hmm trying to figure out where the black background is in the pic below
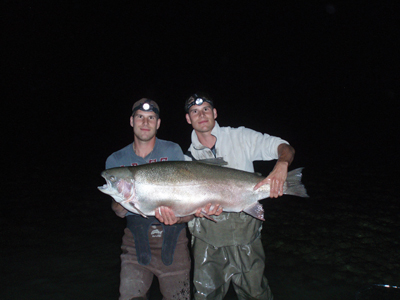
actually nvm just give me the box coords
[4,1,398,175]
[2,1,399,299]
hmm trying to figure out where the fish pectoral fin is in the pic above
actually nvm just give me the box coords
[200,209,217,223]
[243,203,265,221]
[128,202,148,219]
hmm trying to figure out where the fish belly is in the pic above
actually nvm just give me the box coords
[134,182,259,217]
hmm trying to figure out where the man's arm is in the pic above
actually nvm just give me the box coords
[253,143,295,197]
[155,204,223,225]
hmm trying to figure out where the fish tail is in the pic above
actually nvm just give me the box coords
[284,168,309,198]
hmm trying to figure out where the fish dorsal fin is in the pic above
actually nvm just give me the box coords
[243,203,265,221]
[197,157,228,166]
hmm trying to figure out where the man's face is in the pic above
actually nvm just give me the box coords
[185,102,217,133]
[130,110,161,142]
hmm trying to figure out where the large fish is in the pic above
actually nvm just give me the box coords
[98,160,309,221]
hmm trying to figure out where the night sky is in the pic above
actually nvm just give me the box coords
[4,2,399,182]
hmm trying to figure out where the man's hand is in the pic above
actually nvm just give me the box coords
[111,201,128,218]
[194,203,223,218]
[253,143,294,198]
[155,204,223,225]
[254,161,289,198]
[155,206,181,225]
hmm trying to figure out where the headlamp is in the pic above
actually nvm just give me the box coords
[132,101,160,116]
[185,94,214,112]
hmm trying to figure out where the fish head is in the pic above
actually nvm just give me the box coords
[97,167,136,204]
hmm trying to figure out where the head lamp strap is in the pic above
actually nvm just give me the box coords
[186,95,213,111]
[132,101,160,116]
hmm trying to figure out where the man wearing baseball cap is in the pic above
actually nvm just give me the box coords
[104,98,192,300]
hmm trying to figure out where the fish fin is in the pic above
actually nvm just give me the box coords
[197,157,228,166]
[243,203,265,221]
[200,210,217,223]
[284,168,309,198]
[128,202,148,218]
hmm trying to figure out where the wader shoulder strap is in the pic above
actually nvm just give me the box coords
[126,215,155,265]
[161,223,186,266]
[126,214,186,266]
[186,150,197,161]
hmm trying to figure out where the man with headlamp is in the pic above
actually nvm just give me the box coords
[183,92,295,300]
[105,98,192,300]
[131,100,160,116]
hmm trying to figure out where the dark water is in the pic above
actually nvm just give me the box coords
[1,161,398,300]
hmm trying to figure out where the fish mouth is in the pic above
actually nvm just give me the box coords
[97,176,136,201]
[97,177,114,194]
[97,183,108,191]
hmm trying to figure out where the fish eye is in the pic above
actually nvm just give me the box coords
[109,175,116,182]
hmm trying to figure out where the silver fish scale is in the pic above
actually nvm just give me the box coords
[98,161,308,219]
